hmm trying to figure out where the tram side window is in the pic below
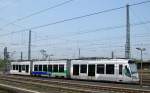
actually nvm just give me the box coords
[13,65,15,70]
[88,64,95,76]
[59,64,64,72]
[22,65,25,71]
[73,64,79,75]
[26,65,29,73]
[80,64,87,73]
[106,64,114,74]
[53,65,58,72]
[16,65,18,70]
[43,65,47,72]
[39,65,42,71]
[48,65,52,72]
[19,65,21,72]
[119,64,122,75]
[97,64,104,74]
[34,65,38,71]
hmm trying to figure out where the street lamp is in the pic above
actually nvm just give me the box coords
[136,47,146,87]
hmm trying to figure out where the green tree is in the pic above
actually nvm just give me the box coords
[0,59,6,71]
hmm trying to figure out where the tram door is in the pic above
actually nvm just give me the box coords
[88,64,95,80]
[25,65,29,73]
[19,65,22,72]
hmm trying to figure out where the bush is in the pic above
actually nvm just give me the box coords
[0,59,6,71]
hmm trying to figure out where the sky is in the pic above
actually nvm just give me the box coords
[0,0,149,60]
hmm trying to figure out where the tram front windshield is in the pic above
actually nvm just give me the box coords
[129,63,138,74]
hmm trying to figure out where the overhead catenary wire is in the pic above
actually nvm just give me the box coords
[4,31,150,47]
[21,43,150,52]
[0,17,26,30]
[0,0,150,37]
[129,0,150,6]
[25,20,150,43]
[0,7,125,37]
[1,20,149,47]
[0,0,74,29]
[130,8,150,31]
[1,20,149,52]
[0,1,150,60]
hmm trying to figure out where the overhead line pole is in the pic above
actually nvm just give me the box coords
[125,4,131,59]
[78,48,80,58]
[28,30,31,61]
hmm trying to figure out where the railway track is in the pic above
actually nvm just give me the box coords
[141,71,150,86]
[0,83,40,93]
[3,74,150,86]
[0,75,150,93]
[143,79,150,86]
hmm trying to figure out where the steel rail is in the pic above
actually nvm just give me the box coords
[0,75,150,93]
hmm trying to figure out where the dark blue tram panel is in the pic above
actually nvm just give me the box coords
[32,72,51,75]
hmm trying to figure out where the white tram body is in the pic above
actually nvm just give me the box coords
[70,59,139,83]
[9,59,139,83]
[10,61,31,75]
